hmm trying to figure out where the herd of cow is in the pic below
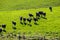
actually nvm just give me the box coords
[0,7,53,40]
[20,11,47,26]
[20,6,52,26]
[0,11,47,33]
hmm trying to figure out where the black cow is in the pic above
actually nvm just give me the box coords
[20,16,23,21]
[23,18,26,22]
[39,11,43,15]
[49,7,52,12]
[12,21,16,31]
[12,21,16,26]
[43,12,46,17]
[0,28,2,33]
[33,17,38,25]
[33,17,38,22]
[27,18,32,23]
[20,16,23,25]
[36,12,40,19]
[39,11,47,19]
[36,12,41,19]
[2,24,6,28]
[23,18,27,25]
[38,11,44,17]
[42,12,47,19]
[36,12,40,17]
[27,18,32,26]
[29,13,33,17]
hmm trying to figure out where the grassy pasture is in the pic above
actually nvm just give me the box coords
[0,6,60,35]
[0,0,60,40]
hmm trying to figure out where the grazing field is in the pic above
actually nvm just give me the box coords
[0,6,60,40]
[0,0,60,40]
[0,6,60,34]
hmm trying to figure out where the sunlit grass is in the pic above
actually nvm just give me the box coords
[0,6,60,35]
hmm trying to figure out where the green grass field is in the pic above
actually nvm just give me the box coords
[0,6,60,40]
[0,0,60,40]
[0,6,60,34]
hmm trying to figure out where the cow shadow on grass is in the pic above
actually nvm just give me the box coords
[34,23,39,25]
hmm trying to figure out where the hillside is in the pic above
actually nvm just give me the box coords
[0,0,60,11]
[0,0,60,39]
[0,6,60,34]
